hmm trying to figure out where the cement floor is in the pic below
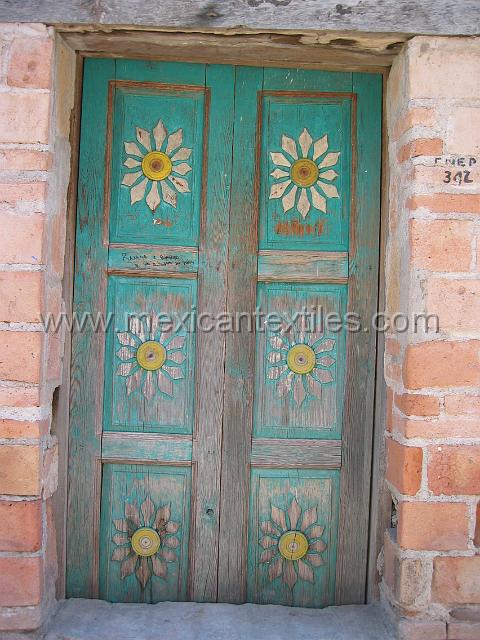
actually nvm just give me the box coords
[44,598,396,639]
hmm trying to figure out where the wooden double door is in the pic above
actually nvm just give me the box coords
[67,58,381,608]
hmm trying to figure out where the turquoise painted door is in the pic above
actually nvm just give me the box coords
[67,59,381,607]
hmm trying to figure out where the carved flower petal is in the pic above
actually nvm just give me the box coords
[114,519,129,532]
[142,371,156,400]
[153,505,171,531]
[169,175,190,193]
[161,180,177,208]
[117,331,140,347]
[113,533,130,546]
[116,346,135,361]
[268,556,283,581]
[116,362,137,377]
[288,498,301,530]
[260,521,280,536]
[129,318,146,343]
[310,539,327,553]
[271,505,287,530]
[297,188,310,218]
[270,180,292,200]
[124,157,141,168]
[300,506,317,531]
[166,335,185,350]
[282,184,297,213]
[151,555,167,578]
[164,536,180,548]
[146,181,161,212]
[267,365,288,380]
[297,559,314,583]
[299,128,313,158]
[167,350,186,364]
[293,375,307,406]
[318,169,338,181]
[308,375,323,398]
[318,152,340,169]
[306,553,324,567]
[157,371,174,397]
[122,171,143,187]
[124,141,143,157]
[283,560,298,589]
[112,545,131,561]
[162,365,184,380]
[173,162,192,176]
[277,371,294,397]
[314,369,333,383]
[269,335,289,350]
[141,497,155,527]
[260,535,277,549]
[318,181,339,199]
[260,548,277,563]
[125,502,141,528]
[317,355,335,367]
[166,129,183,155]
[171,147,191,162]
[160,548,176,562]
[165,521,179,534]
[136,127,151,152]
[136,556,151,588]
[153,119,167,151]
[313,134,328,161]
[310,185,327,213]
[120,553,137,578]
[281,135,298,160]
[315,338,336,353]
[126,369,143,395]
[270,152,291,167]
[267,350,285,364]
[309,525,325,538]
[271,168,290,179]
[129,177,148,205]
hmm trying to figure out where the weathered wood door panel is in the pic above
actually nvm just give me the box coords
[67,59,381,607]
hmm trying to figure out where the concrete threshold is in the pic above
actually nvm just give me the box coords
[44,599,396,640]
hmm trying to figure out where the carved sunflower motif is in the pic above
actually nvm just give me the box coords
[122,119,192,213]
[116,314,186,400]
[266,320,336,406]
[259,495,327,589]
[269,127,340,218]
[111,497,180,589]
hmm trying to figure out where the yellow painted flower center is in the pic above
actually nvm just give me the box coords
[290,159,319,187]
[136,341,166,371]
[141,151,172,181]
[287,344,316,375]
[131,527,161,557]
[278,531,309,561]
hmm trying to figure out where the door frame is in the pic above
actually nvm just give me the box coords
[52,28,391,603]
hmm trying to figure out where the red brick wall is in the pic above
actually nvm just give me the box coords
[384,36,480,639]
[0,24,62,633]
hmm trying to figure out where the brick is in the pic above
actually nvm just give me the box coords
[47,213,66,279]
[428,445,480,495]
[432,556,480,604]
[447,107,480,156]
[386,387,394,433]
[386,439,422,495]
[428,280,480,333]
[411,164,480,189]
[386,362,402,385]
[0,418,48,438]
[0,212,44,264]
[407,37,480,100]
[0,556,42,606]
[398,618,447,640]
[475,502,480,547]
[404,341,480,390]
[0,181,47,206]
[0,331,43,383]
[0,444,41,495]
[410,220,473,272]
[42,442,58,499]
[0,271,44,322]
[398,138,443,163]
[394,393,440,417]
[0,499,41,551]
[0,148,52,171]
[7,37,53,89]
[392,107,436,140]
[408,194,480,214]
[398,502,469,551]
[0,603,44,632]
[445,395,480,415]
[383,530,430,608]
[395,415,480,439]
[0,384,40,407]
[385,336,401,357]
[0,93,50,143]
[448,608,480,640]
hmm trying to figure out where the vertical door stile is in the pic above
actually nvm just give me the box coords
[189,64,235,602]
[217,66,264,603]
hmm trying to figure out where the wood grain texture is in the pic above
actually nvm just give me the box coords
[108,245,198,275]
[102,433,192,463]
[66,58,113,598]
[258,250,348,283]
[251,439,341,468]
[335,72,382,605]
[217,66,264,604]
[189,64,235,603]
